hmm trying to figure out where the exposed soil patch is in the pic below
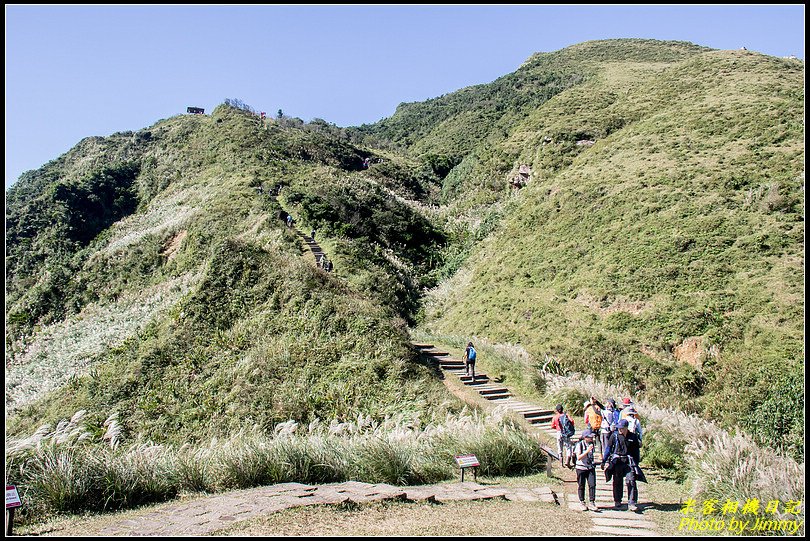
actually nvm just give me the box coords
[161,230,187,260]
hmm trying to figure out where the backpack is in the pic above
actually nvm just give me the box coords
[588,408,603,430]
[467,347,476,361]
[560,414,575,437]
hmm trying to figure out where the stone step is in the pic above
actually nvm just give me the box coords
[522,410,555,418]
[458,374,488,382]
[592,518,658,529]
[412,344,434,349]
[424,351,450,356]
[484,393,511,400]
[590,526,659,536]
[478,388,509,395]
[526,413,554,421]
[591,510,652,521]
[566,493,616,503]
[507,406,542,413]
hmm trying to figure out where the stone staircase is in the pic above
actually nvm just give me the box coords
[416,343,660,536]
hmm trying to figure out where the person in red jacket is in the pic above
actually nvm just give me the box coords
[551,404,576,468]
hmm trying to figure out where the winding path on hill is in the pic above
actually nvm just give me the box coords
[414,344,661,537]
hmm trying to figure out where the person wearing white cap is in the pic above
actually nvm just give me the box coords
[624,407,643,445]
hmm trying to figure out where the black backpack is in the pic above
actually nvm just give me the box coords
[560,414,575,437]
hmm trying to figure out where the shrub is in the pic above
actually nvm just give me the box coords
[641,430,687,481]
[547,387,590,417]
[531,371,548,395]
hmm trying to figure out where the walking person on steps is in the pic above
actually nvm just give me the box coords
[575,429,599,511]
[551,404,576,468]
[464,342,477,380]
[601,418,645,512]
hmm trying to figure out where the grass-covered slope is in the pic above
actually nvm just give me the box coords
[423,46,804,458]
[6,104,453,443]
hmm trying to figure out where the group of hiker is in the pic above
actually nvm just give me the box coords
[552,397,645,512]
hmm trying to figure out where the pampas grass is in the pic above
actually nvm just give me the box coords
[6,408,545,522]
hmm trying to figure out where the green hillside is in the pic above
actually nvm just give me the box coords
[419,45,804,458]
[6,104,453,443]
[5,38,804,464]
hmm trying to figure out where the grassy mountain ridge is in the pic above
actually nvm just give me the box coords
[6,103,453,443]
[5,39,804,463]
[421,46,804,458]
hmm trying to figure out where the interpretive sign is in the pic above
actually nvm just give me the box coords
[454,454,480,468]
[5,486,21,509]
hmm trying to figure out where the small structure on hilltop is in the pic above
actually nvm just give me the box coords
[187,107,205,114]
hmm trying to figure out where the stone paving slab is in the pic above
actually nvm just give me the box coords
[592,517,658,529]
[403,487,440,502]
[101,480,561,535]
[589,510,652,520]
[590,525,660,536]
[344,491,408,504]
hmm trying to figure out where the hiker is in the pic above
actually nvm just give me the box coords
[619,397,634,421]
[286,214,293,228]
[464,342,477,380]
[600,399,620,457]
[551,404,576,468]
[602,419,645,511]
[623,407,643,444]
[311,229,316,241]
[584,397,605,454]
[318,253,326,269]
[575,429,599,511]
[325,259,333,272]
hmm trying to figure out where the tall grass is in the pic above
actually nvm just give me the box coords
[5,408,545,523]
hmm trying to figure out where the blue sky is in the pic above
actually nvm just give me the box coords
[5,4,805,187]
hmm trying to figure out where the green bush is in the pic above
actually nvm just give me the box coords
[531,371,548,395]
[548,388,590,417]
[641,430,687,481]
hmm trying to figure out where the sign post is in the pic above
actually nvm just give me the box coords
[454,454,480,482]
[6,485,22,536]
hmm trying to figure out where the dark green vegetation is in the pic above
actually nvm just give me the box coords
[6,39,804,469]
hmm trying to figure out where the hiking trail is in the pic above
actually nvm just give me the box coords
[415,343,661,536]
